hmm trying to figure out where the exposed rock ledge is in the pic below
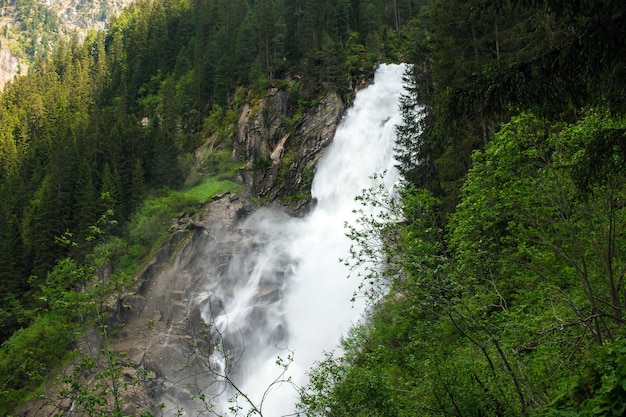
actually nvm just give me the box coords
[0,46,24,88]
[19,194,254,416]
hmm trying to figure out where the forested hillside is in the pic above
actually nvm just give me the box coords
[0,0,421,414]
[2,0,626,415]
[297,1,626,416]
[0,0,131,86]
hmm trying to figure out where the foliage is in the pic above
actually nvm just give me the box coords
[330,4,626,413]
[0,210,150,416]
[301,108,626,416]
[396,0,626,209]
[0,313,75,415]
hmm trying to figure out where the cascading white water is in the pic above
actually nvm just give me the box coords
[200,63,408,416]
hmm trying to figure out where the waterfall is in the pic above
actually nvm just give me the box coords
[197,63,408,416]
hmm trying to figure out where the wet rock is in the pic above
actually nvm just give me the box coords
[235,87,345,211]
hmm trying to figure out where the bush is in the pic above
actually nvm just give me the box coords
[0,313,75,415]
[546,337,626,417]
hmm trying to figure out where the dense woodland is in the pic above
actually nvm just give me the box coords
[298,0,626,416]
[0,0,419,413]
[0,0,625,415]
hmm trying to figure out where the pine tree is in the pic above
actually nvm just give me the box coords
[100,162,123,220]
[73,158,99,242]
[129,158,146,215]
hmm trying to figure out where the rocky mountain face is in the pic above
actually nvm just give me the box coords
[0,0,131,88]
[17,83,350,416]
[39,0,129,32]
[235,88,345,210]
[0,45,21,85]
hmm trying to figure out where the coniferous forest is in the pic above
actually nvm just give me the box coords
[1,0,626,415]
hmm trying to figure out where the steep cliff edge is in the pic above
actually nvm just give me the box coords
[234,88,345,210]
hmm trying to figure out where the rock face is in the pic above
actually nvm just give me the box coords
[17,83,353,416]
[0,46,24,87]
[108,195,254,415]
[235,87,345,210]
[41,0,130,33]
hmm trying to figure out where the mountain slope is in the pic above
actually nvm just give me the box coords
[0,0,419,413]
[0,0,131,87]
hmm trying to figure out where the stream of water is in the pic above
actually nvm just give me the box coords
[200,63,408,416]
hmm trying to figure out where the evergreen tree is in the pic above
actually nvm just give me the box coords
[129,158,147,215]
[235,7,259,81]
[0,200,26,298]
[100,162,123,220]
[22,175,64,280]
[73,158,99,243]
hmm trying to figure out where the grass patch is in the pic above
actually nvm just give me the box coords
[284,192,310,203]
[122,175,243,261]
[185,176,243,203]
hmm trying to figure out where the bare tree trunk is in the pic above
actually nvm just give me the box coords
[493,338,527,416]
[494,16,500,67]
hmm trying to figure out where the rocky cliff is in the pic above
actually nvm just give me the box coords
[17,82,353,416]
[0,45,24,86]
[235,88,345,210]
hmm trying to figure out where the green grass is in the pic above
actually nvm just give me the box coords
[184,175,244,203]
